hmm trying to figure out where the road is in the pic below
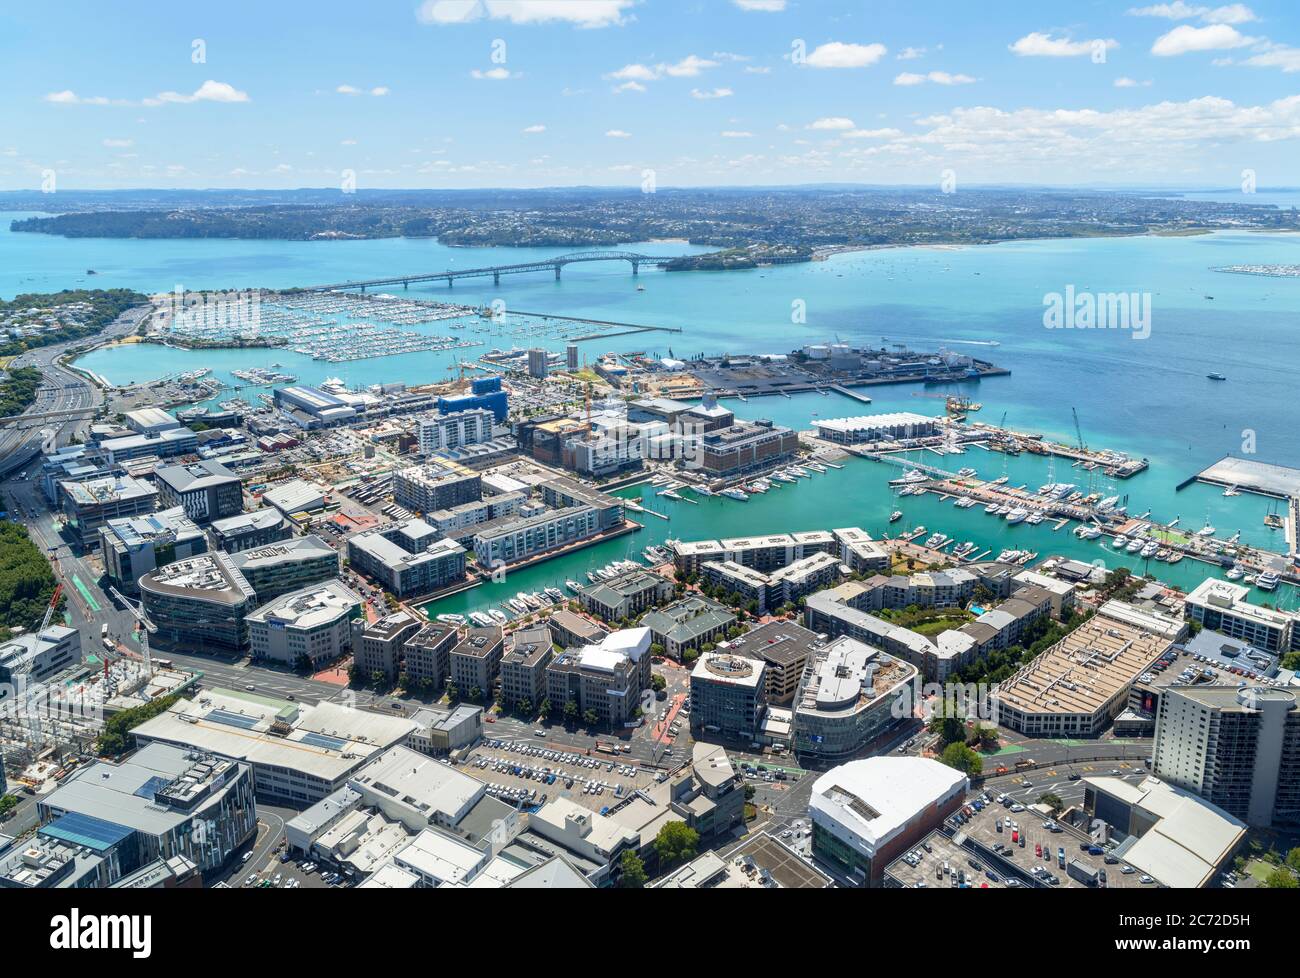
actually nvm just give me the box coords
[0,306,148,478]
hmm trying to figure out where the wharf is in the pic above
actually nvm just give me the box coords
[965,421,1147,477]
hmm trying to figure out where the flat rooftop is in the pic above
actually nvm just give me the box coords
[993,612,1173,718]
[723,620,822,667]
[1195,454,1300,499]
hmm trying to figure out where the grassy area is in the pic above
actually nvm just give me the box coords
[1245,859,1275,883]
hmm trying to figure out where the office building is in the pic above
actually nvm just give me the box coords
[438,375,508,423]
[154,459,243,523]
[0,626,82,688]
[809,757,967,886]
[527,348,549,378]
[139,552,258,653]
[689,652,767,741]
[59,474,159,549]
[207,508,291,553]
[99,426,198,463]
[229,535,338,602]
[697,419,799,479]
[402,622,460,690]
[547,610,609,649]
[545,628,652,727]
[720,620,823,706]
[247,581,362,668]
[261,479,328,517]
[132,687,418,804]
[449,627,505,696]
[124,407,182,435]
[417,407,495,457]
[348,522,467,598]
[1152,685,1300,827]
[99,507,207,594]
[566,344,579,371]
[354,611,423,685]
[1184,578,1297,654]
[792,637,916,760]
[32,745,256,885]
[500,625,554,710]
[409,704,484,755]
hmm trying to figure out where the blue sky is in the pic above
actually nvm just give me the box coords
[1,0,1298,190]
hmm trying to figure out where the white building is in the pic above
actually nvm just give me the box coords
[417,408,495,457]
[809,757,967,886]
[246,580,362,668]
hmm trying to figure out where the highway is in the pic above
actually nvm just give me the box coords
[0,306,148,478]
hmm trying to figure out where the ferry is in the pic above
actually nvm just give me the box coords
[1256,571,1280,591]
[436,613,466,625]
[722,488,749,501]
[889,510,903,523]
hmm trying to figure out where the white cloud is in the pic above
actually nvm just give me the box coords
[1242,46,1300,72]
[337,84,362,95]
[844,128,903,138]
[102,137,133,147]
[605,55,718,86]
[1114,76,1153,87]
[720,130,753,137]
[416,0,636,29]
[1009,33,1119,57]
[371,86,390,96]
[662,55,719,77]
[803,42,888,69]
[1151,23,1255,55]
[470,67,516,80]
[732,0,785,10]
[897,47,927,61]
[744,65,771,74]
[808,117,856,130]
[691,87,733,99]
[522,124,546,133]
[613,81,646,93]
[46,83,248,107]
[605,129,631,138]
[894,70,976,85]
[1127,3,1256,24]
[341,138,358,145]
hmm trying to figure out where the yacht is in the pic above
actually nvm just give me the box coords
[996,549,1022,563]
[990,475,1009,486]
[1207,373,1227,381]
[1126,538,1144,554]
[470,612,495,627]
[436,613,466,625]
[955,497,977,508]
[545,587,564,602]
[566,580,583,593]
[1075,525,1102,540]
[1140,541,1159,558]
[1197,521,1217,537]
[995,504,1013,516]
[1256,571,1280,591]
[1168,552,1185,564]
[957,467,977,479]
[722,487,749,501]
[773,471,797,484]
[925,533,949,549]
[1005,508,1029,525]
[1112,535,1129,549]
[889,510,903,523]
[1025,511,1045,525]
[1225,566,1245,581]
[806,462,827,473]
[661,489,683,500]
[691,485,715,496]
[489,609,508,626]
[507,598,528,615]
[984,502,1001,515]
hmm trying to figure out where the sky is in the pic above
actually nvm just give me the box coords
[1,0,1299,191]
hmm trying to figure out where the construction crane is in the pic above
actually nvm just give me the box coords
[107,586,154,677]
[1072,406,1087,453]
[38,583,63,635]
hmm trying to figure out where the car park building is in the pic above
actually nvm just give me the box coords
[59,474,159,549]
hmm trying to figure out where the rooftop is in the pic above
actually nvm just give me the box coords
[811,757,967,850]
[246,580,361,630]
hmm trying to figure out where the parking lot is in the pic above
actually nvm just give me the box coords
[467,739,664,811]
[885,830,1009,888]
[947,788,1159,889]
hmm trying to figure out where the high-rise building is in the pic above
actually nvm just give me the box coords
[1152,685,1300,827]
[527,348,549,378]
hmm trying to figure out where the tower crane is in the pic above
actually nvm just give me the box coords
[1072,406,1087,453]
[106,586,154,678]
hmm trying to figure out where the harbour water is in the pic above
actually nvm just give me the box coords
[5,210,1297,610]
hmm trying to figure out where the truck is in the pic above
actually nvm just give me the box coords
[1067,859,1103,887]
[1014,758,1035,771]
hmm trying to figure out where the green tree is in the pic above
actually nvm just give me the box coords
[539,698,553,718]
[582,708,599,727]
[1038,792,1064,812]
[563,700,579,722]
[1265,867,1298,889]
[940,742,983,777]
[654,822,699,868]
[1287,848,1300,875]
[95,694,181,756]
[0,794,19,819]
[516,698,532,718]
[650,674,666,692]
[928,700,965,746]
[618,850,648,888]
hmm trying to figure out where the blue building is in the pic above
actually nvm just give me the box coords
[439,377,508,422]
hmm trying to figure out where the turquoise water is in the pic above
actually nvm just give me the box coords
[5,210,1297,609]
